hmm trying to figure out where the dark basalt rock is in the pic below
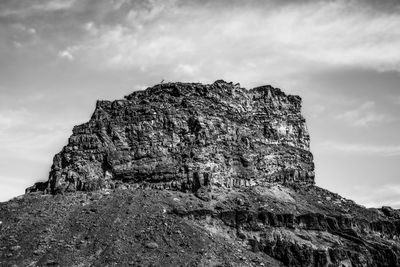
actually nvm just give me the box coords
[171,185,400,267]
[28,80,314,195]
[6,80,397,266]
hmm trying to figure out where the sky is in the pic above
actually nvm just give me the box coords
[0,0,399,207]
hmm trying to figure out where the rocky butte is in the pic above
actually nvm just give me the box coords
[28,80,314,195]
[1,80,400,266]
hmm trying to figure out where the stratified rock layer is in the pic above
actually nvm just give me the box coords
[28,80,314,194]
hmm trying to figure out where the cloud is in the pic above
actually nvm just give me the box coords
[13,41,22,48]
[125,0,178,27]
[52,0,400,83]
[84,22,99,35]
[111,0,129,10]
[0,0,77,18]
[319,141,400,157]
[13,24,36,35]
[334,101,395,126]
[3,23,39,48]
[58,48,76,61]
[31,0,77,11]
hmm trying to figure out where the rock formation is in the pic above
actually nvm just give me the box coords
[27,80,314,195]
[2,80,399,266]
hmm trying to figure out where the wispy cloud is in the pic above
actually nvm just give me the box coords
[319,141,400,157]
[31,0,77,12]
[83,22,99,35]
[54,0,400,82]
[58,49,75,61]
[334,101,395,126]
[13,24,36,35]
[0,0,76,18]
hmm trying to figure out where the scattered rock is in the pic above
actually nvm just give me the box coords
[145,242,159,249]
[10,245,21,251]
[46,259,58,266]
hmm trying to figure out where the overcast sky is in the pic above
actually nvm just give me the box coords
[1,0,400,207]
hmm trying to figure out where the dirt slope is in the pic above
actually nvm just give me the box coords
[0,189,282,267]
[2,185,400,266]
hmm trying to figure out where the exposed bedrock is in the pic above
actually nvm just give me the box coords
[172,185,400,267]
[19,80,400,267]
[27,80,314,194]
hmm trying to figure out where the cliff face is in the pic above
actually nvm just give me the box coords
[28,80,314,195]
[8,80,399,267]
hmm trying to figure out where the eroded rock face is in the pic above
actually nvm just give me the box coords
[16,80,400,266]
[28,80,314,194]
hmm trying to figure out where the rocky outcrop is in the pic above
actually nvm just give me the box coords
[6,184,400,267]
[171,184,400,267]
[10,79,400,266]
[28,80,314,195]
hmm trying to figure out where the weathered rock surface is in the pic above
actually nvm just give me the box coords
[27,80,314,195]
[3,185,400,266]
[0,190,284,266]
[2,80,398,266]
